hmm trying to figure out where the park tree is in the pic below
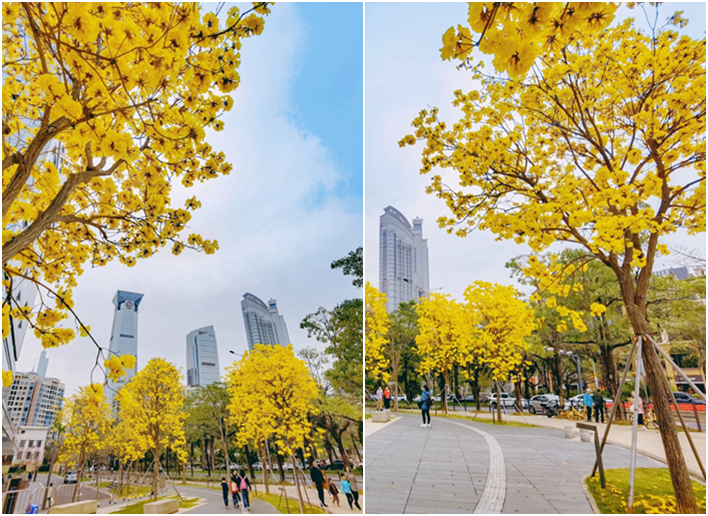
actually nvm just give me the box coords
[57,383,111,502]
[226,344,318,503]
[119,358,187,501]
[109,416,147,497]
[311,395,361,471]
[416,293,468,414]
[402,4,704,510]
[464,282,536,422]
[2,2,271,375]
[191,383,234,479]
[385,300,419,410]
[365,282,390,389]
[301,248,363,400]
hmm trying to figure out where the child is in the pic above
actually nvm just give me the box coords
[327,475,340,507]
[229,476,241,508]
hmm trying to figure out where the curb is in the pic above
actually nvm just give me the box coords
[579,474,601,514]
[602,437,704,481]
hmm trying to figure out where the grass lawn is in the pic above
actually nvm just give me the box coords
[365,413,372,420]
[109,495,199,514]
[586,468,707,514]
[254,491,326,514]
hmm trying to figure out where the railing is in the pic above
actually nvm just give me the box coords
[1,487,44,514]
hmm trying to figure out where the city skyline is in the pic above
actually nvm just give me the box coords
[241,293,291,351]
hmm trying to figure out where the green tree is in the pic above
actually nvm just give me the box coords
[385,301,419,410]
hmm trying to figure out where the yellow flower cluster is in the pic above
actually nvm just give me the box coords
[58,384,112,467]
[2,371,14,388]
[440,2,618,77]
[104,354,137,382]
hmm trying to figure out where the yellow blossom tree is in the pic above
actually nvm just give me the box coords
[365,282,390,387]
[119,358,187,501]
[464,282,536,422]
[110,406,148,497]
[226,344,318,505]
[402,5,704,511]
[2,2,271,370]
[415,293,469,414]
[57,383,111,502]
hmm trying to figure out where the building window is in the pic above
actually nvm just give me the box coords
[28,440,34,447]
[25,451,31,460]
[19,440,25,448]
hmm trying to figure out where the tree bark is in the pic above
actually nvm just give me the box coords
[442,370,450,415]
[514,378,523,413]
[153,444,161,502]
[259,443,270,495]
[619,271,697,513]
[495,382,503,423]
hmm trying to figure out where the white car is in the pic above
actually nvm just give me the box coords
[489,393,516,408]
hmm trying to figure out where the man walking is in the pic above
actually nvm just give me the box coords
[310,461,327,508]
[583,389,595,422]
[592,390,605,423]
[220,477,230,508]
[344,469,361,510]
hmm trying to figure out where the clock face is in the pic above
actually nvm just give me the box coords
[124,301,134,310]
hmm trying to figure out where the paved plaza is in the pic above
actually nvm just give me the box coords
[365,413,665,514]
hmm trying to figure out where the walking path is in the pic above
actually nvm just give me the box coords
[427,408,706,479]
[365,413,665,514]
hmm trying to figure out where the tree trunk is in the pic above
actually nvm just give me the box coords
[259,443,270,495]
[219,421,230,481]
[553,352,565,406]
[190,442,194,476]
[126,462,131,497]
[351,436,361,463]
[620,273,697,513]
[473,367,481,411]
[209,438,215,474]
[514,378,523,413]
[118,462,123,496]
[442,370,450,415]
[200,439,208,475]
[153,444,161,502]
[333,433,351,470]
[72,448,85,503]
[495,382,503,423]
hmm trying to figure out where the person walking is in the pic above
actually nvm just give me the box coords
[326,473,340,507]
[221,477,230,508]
[583,389,595,422]
[592,390,606,423]
[310,461,327,508]
[339,473,355,510]
[629,390,645,429]
[344,469,361,510]
[383,386,391,411]
[229,476,241,509]
[376,385,384,411]
[419,384,433,428]
[46,483,54,508]
[238,470,251,510]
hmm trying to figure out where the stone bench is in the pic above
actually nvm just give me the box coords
[144,499,179,514]
[371,411,391,423]
[49,500,98,514]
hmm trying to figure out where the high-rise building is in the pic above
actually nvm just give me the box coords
[106,290,144,408]
[186,325,221,387]
[36,350,48,378]
[2,372,64,428]
[241,293,290,350]
[379,205,430,312]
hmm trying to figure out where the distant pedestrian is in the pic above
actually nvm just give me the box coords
[229,476,241,508]
[238,470,251,510]
[376,385,384,411]
[383,386,391,411]
[326,474,340,507]
[310,461,327,508]
[419,384,432,428]
[583,389,595,422]
[221,477,230,508]
[344,469,361,510]
[339,473,356,510]
[592,391,605,423]
[46,483,54,508]
[629,390,645,429]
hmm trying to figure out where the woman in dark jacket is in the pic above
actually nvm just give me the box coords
[419,384,432,428]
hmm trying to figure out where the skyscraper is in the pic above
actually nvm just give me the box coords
[3,371,64,428]
[106,290,144,408]
[36,350,48,378]
[241,293,290,350]
[379,205,430,312]
[186,325,221,387]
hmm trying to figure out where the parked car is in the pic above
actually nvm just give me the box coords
[529,394,561,414]
[326,460,345,470]
[396,394,408,402]
[672,391,706,405]
[461,395,476,402]
[567,394,585,408]
[489,393,516,409]
[251,462,263,471]
[64,472,78,484]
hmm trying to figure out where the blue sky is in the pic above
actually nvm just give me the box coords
[17,3,364,395]
[364,2,707,302]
